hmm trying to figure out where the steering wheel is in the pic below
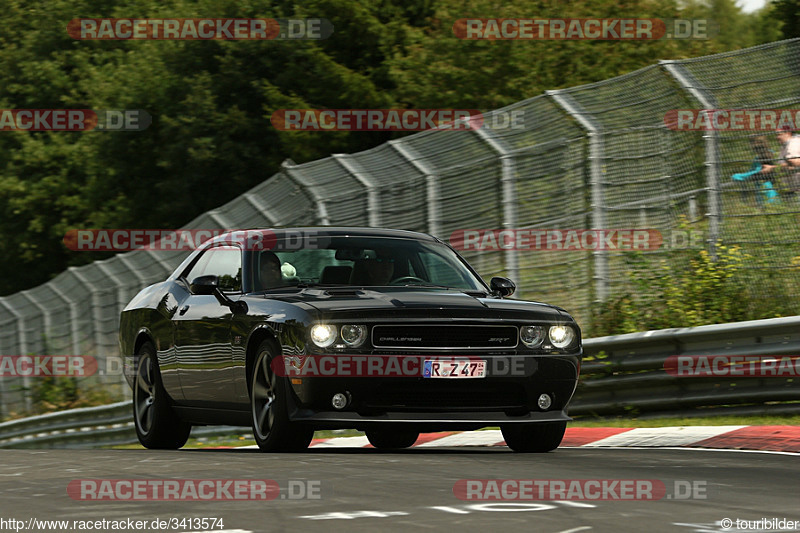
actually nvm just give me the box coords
[389,276,426,285]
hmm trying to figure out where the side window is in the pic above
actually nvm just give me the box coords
[185,246,242,292]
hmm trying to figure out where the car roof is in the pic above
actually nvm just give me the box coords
[208,227,440,246]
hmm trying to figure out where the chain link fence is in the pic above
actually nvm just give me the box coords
[2,39,800,418]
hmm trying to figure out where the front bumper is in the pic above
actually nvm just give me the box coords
[288,408,571,432]
[285,354,579,430]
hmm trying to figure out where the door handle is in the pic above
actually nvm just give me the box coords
[179,305,190,315]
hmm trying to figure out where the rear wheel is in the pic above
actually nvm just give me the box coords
[133,342,191,449]
[501,421,567,452]
[250,341,314,452]
[366,429,419,449]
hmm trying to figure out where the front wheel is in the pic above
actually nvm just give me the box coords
[501,421,567,453]
[250,341,314,452]
[366,429,419,449]
[133,342,191,449]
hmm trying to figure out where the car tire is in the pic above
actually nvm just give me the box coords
[366,429,419,449]
[133,342,191,449]
[250,340,314,452]
[501,421,567,452]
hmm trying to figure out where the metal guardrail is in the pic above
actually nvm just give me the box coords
[4,39,800,418]
[1,316,798,448]
[571,316,800,418]
[0,402,249,449]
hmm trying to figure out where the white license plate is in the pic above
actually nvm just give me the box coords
[423,359,486,378]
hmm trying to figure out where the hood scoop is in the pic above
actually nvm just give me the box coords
[324,288,362,297]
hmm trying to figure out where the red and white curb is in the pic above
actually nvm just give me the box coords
[234,425,800,452]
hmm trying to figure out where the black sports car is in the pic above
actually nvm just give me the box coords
[120,228,582,452]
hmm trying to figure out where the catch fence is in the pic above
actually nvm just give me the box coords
[1,39,799,417]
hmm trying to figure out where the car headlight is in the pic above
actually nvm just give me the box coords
[549,325,575,349]
[340,325,368,347]
[310,324,337,348]
[520,325,545,348]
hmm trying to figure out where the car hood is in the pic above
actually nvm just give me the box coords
[255,288,571,322]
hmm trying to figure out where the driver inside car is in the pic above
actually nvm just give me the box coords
[351,251,395,285]
[258,251,283,289]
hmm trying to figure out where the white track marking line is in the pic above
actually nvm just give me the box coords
[416,430,504,447]
[311,436,371,448]
[563,446,800,456]
[582,426,747,447]
[230,428,800,454]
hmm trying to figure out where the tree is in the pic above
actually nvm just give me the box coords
[0,0,788,295]
[772,0,800,38]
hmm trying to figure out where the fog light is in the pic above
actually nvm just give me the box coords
[537,393,552,410]
[332,393,348,410]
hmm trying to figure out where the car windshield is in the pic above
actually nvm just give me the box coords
[253,236,486,292]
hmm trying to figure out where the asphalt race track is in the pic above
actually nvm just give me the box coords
[0,446,798,532]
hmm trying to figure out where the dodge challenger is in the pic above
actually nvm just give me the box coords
[119,228,582,452]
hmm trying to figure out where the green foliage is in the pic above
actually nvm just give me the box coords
[593,244,756,335]
[0,0,789,296]
[31,376,115,413]
[0,0,409,295]
[772,0,800,38]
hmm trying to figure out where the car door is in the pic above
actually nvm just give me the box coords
[173,245,243,407]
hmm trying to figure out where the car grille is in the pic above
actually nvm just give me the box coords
[371,324,518,349]
[360,381,526,411]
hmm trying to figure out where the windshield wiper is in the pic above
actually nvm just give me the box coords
[294,282,351,289]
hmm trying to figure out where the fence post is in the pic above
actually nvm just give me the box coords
[49,283,82,357]
[94,261,136,391]
[547,90,608,303]
[281,160,331,225]
[0,298,32,412]
[661,60,721,258]
[333,154,381,227]
[20,292,49,352]
[68,268,104,369]
[206,210,232,231]
[243,193,280,225]
[473,127,520,285]
[389,140,441,238]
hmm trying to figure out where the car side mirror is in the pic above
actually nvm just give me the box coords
[490,277,516,297]
[190,275,219,295]
[190,274,248,314]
